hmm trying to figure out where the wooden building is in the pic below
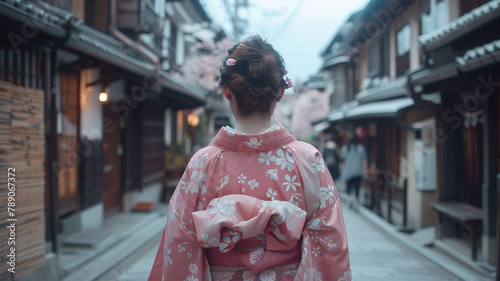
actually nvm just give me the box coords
[318,0,499,275]
[0,0,212,280]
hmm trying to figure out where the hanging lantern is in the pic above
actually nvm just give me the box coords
[355,125,367,139]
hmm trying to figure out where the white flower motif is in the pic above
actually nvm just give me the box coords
[260,269,276,281]
[178,242,188,252]
[217,150,224,159]
[245,137,262,149]
[312,246,321,258]
[189,263,198,273]
[327,240,337,251]
[186,276,199,281]
[266,188,277,200]
[248,179,259,189]
[238,173,247,184]
[218,174,229,191]
[186,171,207,194]
[258,201,271,213]
[274,148,294,171]
[282,174,301,192]
[180,180,189,193]
[311,268,323,281]
[208,199,236,216]
[258,151,275,166]
[319,184,335,209]
[265,169,278,181]
[196,202,203,211]
[250,248,265,265]
[337,270,352,281]
[289,193,303,207]
[311,155,326,173]
[165,248,172,265]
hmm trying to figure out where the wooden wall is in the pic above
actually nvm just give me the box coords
[0,82,46,280]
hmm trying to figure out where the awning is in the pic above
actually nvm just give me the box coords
[344,97,414,120]
[313,121,331,133]
[327,108,345,122]
[159,73,207,108]
[321,55,350,70]
[355,76,407,103]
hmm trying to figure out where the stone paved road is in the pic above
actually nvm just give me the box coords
[343,203,460,281]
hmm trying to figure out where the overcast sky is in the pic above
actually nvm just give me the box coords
[202,0,369,90]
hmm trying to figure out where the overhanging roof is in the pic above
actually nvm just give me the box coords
[66,23,157,77]
[412,39,500,87]
[327,108,345,122]
[313,121,331,133]
[456,39,500,72]
[321,55,350,70]
[327,97,414,123]
[159,73,207,107]
[0,0,72,38]
[356,76,408,103]
[419,0,500,51]
[345,97,414,119]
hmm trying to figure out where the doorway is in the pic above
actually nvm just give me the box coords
[102,102,122,214]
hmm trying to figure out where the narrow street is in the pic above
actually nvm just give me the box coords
[104,199,464,281]
[343,204,459,281]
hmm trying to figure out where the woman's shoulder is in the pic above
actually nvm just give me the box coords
[288,140,321,156]
[187,145,222,164]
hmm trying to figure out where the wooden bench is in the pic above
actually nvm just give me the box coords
[430,201,483,260]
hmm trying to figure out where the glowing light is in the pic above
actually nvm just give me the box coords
[187,114,200,127]
[99,92,108,102]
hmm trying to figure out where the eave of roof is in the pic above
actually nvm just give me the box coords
[0,0,72,38]
[355,76,408,104]
[419,0,500,51]
[455,39,500,72]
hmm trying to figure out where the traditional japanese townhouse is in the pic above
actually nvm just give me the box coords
[410,0,500,271]
[319,0,499,275]
[0,0,211,280]
[318,0,438,231]
[0,2,73,279]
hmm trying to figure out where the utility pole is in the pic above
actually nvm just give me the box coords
[222,0,248,41]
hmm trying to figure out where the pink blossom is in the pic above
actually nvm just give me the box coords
[226,58,237,66]
[286,76,293,89]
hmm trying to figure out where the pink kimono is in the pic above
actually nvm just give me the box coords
[148,125,351,281]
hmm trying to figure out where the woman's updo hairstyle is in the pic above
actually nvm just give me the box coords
[219,35,288,115]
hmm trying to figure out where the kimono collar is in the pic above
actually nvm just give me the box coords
[212,124,296,152]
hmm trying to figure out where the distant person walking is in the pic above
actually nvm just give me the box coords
[341,137,367,209]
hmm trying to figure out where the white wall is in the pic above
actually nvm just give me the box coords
[80,68,103,140]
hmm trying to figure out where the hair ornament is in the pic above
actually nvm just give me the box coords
[226,58,237,66]
[284,71,296,92]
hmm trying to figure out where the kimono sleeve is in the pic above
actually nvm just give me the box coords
[148,157,212,281]
[293,145,351,281]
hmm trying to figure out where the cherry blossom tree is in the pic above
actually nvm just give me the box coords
[172,38,235,95]
[290,89,330,141]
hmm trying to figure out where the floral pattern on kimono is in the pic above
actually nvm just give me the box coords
[148,124,351,281]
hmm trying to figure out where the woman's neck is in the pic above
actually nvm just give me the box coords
[234,113,272,134]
